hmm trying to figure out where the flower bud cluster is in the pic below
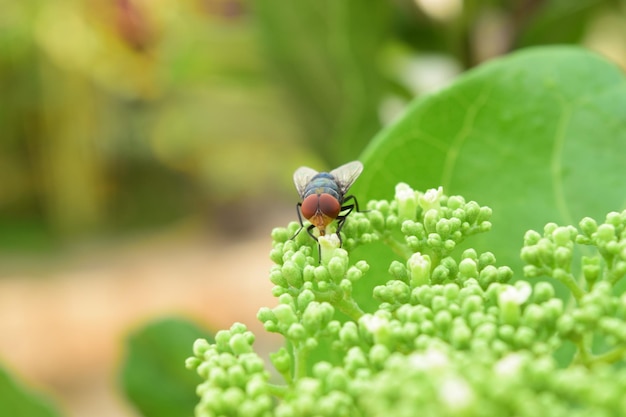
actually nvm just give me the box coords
[383,248,513,294]
[334,278,562,365]
[266,226,369,322]
[522,210,626,289]
[189,186,626,417]
[274,362,360,417]
[186,323,272,417]
[558,281,626,347]
[258,292,336,354]
[359,347,626,416]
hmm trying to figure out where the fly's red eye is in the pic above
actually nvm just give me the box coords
[319,194,340,219]
[301,195,318,220]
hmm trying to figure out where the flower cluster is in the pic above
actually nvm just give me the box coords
[521,210,626,366]
[186,323,273,417]
[187,185,626,416]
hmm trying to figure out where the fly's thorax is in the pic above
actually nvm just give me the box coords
[303,173,342,202]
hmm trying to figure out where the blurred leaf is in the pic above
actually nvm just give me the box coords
[516,0,607,47]
[255,0,392,166]
[120,317,213,417]
[353,46,626,276]
[0,365,61,417]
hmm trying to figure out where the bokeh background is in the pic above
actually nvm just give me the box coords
[1,0,626,416]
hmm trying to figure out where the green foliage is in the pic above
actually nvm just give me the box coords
[255,0,390,165]
[0,365,60,417]
[186,45,626,416]
[352,46,626,275]
[120,317,214,417]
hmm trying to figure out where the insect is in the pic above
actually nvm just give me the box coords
[292,160,363,255]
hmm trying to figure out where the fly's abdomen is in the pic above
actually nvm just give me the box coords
[303,174,342,202]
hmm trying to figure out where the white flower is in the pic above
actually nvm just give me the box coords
[418,186,443,211]
[407,349,449,370]
[494,353,526,377]
[439,376,474,411]
[498,282,532,306]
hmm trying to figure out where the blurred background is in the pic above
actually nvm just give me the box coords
[1,0,626,416]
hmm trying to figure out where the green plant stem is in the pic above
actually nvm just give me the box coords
[294,345,309,380]
[573,336,592,365]
[588,345,626,366]
[266,383,289,398]
[383,235,413,260]
[559,271,585,302]
[337,298,365,321]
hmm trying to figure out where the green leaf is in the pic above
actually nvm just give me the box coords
[0,365,61,417]
[119,316,213,417]
[354,46,626,275]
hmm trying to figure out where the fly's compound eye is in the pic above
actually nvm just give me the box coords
[318,194,341,219]
[301,194,319,220]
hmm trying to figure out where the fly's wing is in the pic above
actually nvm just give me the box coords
[293,166,319,198]
[330,161,363,194]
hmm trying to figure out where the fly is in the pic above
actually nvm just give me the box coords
[292,160,363,258]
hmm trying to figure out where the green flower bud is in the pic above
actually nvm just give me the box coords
[368,209,385,231]
[447,195,465,210]
[552,226,574,246]
[269,247,284,265]
[270,347,291,375]
[229,333,253,355]
[459,258,478,279]
[451,322,472,348]
[273,304,298,326]
[193,338,211,357]
[514,326,536,348]
[328,253,349,282]
[408,252,431,287]
[605,211,622,227]
[386,214,399,229]
[346,266,364,282]
[532,281,555,303]
[395,182,418,221]
[431,265,450,284]
[314,265,331,283]
[554,246,572,268]
[523,229,541,246]
[523,265,541,278]
[412,285,434,306]
[287,323,306,340]
[282,261,303,288]
[477,206,492,224]
[424,209,440,234]
[434,310,453,331]
[369,344,391,368]
[544,222,558,235]
[339,321,360,346]
[436,218,451,237]
[596,223,616,244]
[465,201,480,224]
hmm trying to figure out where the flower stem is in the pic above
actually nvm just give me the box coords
[337,298,365,321]
[266,383,289,398]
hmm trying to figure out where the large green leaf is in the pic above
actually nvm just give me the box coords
[119,317,213,417]
[0,365,61,417]
[353,46,626,276]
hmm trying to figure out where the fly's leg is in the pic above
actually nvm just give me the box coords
[290,202,306,240]
[334,194,365,247]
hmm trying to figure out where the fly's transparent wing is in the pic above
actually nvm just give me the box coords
[293,166,319,198]
[330,161,363,194]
